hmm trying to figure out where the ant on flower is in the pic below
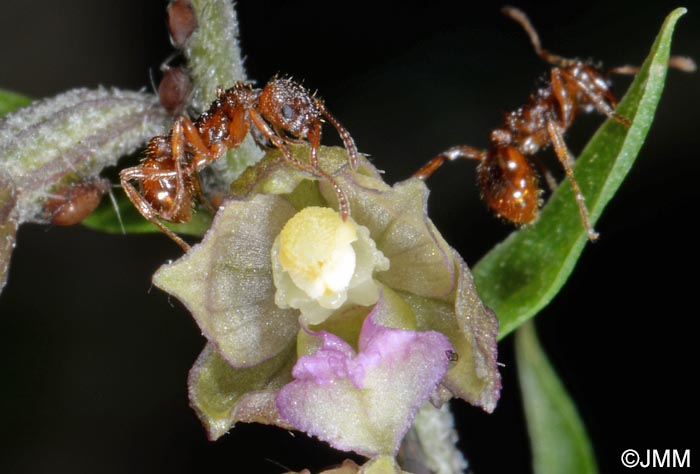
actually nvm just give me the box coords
[120,77,359,251]
[414,7,695,241]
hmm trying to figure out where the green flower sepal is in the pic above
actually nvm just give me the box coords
[153,145,500,453]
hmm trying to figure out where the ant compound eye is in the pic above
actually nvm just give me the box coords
[281,103,295,121]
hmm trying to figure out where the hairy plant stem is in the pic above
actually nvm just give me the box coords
[400,403,467,474]
[184,0,263,189]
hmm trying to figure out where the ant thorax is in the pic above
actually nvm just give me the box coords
[503,98,551,156]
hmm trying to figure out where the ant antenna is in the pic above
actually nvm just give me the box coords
[669,55,697,72]
[609,55,697,76]
[318,104,359,170]
[501,6,571,67]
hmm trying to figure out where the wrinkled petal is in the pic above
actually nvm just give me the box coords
[292,331,357,385]
[277,299,453,457]
[322,175,455,299]
[402,251,501,412]
[283,456,407,474]
[188,342,296,439]
[153,194,298,367]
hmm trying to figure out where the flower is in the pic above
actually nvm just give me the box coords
[271,206,390,325]
[153,144,500,455]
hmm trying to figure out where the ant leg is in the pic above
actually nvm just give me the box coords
[317,102,359,170]
[305,121,351,216]
[272,124,306,145]
[191,170,217,214]
[175,115,228,168]
[168,117,196,221]
[545,119,599,241]
[306,120,324,170]
[549,68,575,126]
[119,166,191,251]
[501,6,572,68]
[530,155,558,192]
[559,69,631,127]
[248,109,316,174]
[413,145,484,180]
[249,109,350,220]
[171,114,231,213]
[304,121,352,218]
[606,65,640,76]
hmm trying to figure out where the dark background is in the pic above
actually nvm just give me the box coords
[1,1,697,472]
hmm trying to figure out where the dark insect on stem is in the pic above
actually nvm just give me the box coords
[44,178,111,226]
[120,77,359,251]
[167,0,197,48]
[158,65,193,115]
[414,6,695,241]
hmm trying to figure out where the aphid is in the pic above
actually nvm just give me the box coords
[44,178,111,226]
[415,7,694,241]
[158,65,192,115]
[120,77,359,251]
[167,0,197,48]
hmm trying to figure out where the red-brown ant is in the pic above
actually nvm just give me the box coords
[120,77,359,251]
[414,7,695,241]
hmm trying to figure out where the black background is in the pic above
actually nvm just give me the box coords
[0,1,698,472]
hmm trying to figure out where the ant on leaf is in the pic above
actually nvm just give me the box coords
[415,7,695,241]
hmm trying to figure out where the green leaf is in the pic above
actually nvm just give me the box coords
[0,88,31,116]
[81,191,213,237]
[515,321,597,474]
[473,8,688,339]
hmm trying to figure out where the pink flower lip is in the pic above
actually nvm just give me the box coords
[276,297,454,456]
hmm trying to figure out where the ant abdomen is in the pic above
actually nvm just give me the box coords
[141,159,193,223]
[478,146,540,224]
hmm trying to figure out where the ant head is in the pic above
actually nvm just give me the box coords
[478,146,540,224]
[257,78,319,138]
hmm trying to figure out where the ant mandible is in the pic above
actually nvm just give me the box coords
[415,7,694,241]
[120,77,359,251]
